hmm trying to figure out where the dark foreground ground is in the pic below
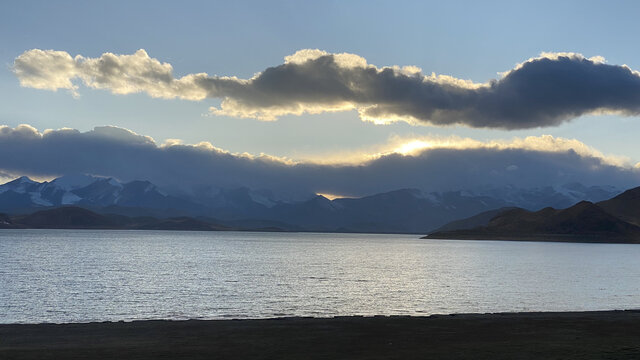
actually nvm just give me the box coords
[2,311,640,360]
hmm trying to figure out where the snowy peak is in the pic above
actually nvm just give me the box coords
[72,178,123,206]
[10,176,36,185]
[0,176,37,194]
[0,176,52,206]
[0,175,129,209]
[0,175,208,216]
[0,175,627,234]
[468,183,622,210]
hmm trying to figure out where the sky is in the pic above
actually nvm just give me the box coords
[2,0,640,195]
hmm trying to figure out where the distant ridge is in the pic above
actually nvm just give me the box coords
[0,175,624,234]
[6,207,231,231]
[429,207,518,233]
[426,187,640,243]
[14,207,117,229]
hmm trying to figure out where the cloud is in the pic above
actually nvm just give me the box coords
[0,124,638,198]
[14,49,209,100]
[14,49,640,129]
[383,134,629,167]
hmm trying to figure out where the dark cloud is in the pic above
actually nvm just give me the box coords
[0,125,637,198]
[14,49,640,129]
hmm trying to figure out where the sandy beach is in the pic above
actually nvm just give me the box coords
[2,310,640,359]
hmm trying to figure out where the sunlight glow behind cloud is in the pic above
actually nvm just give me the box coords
[1,124,638,198]
[386,135,628,168]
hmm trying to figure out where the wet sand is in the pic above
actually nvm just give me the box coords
[2,310,640,359]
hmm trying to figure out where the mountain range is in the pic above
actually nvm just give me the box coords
[426,186,640,243]
[0,175,624,234]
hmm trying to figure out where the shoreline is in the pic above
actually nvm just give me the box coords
[2,310,640,359]
[424,233,640,244]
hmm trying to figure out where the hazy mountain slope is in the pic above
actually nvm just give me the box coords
[430,207,518,233]
[0,190,39,214]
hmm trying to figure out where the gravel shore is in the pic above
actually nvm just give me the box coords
[2,310,640,359]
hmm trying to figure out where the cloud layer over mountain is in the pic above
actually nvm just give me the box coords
[14,49,640,129]
[0,124,638,198]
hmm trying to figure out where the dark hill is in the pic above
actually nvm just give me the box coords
[0,213,18,229]
[597,186,640,226]
[14,207,118,229]
[8,207,230,231]
[426,201,640,243]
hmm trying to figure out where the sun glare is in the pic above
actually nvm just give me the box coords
[395,140,431,155]
[316,192,354,200]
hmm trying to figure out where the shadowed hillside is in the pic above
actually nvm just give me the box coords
[598,186,640,226]
[7,207,231,231]
[13,207,118,229]
[426,199,640,243]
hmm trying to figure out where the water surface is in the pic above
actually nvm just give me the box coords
[1,229,639,323]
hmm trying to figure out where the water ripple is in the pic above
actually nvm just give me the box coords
[1,229,640,323]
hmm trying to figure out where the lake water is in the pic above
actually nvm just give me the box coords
[1,229,639,323]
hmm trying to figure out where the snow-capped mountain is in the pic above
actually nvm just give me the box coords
[0,175,624,233]
[469,183,622,211]
[0,175,206,216]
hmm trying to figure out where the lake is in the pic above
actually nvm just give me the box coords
[1,229,639,323]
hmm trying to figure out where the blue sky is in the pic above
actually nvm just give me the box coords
[2,0,640,192]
